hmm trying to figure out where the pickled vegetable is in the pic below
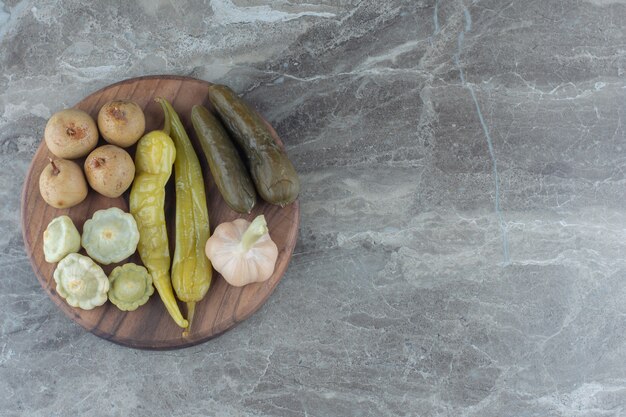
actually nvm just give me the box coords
[108,263,154,311]
[191,104,256,213]
[81,207,140,265]
[43,215,81,263]
[53,253,109,310]
[129,130,188,329]
[157,98,212,335]
[205,215,278,287]
[208,84,300,206]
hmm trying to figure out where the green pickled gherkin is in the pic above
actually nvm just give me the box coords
[208,84,300,207]
[191,104,256,214]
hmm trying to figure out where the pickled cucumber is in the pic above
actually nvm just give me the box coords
[191,105,256,214]
[208,84,300,207]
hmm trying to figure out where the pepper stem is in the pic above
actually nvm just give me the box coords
[240,215,268,252]
[182,302,196,338]
[156,98,171,137]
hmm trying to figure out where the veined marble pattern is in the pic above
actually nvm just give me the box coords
[1,0,625,416]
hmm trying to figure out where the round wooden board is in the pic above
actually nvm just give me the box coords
[21,75,300,350]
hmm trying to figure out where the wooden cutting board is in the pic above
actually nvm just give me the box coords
[21,75,300,349]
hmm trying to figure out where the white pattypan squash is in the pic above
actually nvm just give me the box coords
[53,253,109,310]
[43,215,81,263]
[81,207,139,265]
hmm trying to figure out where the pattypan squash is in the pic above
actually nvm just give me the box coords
[43,215,81,263]
[53,253,109,310]
[82,207,140,265]
[108,263,154,311]
[205,215,278,287]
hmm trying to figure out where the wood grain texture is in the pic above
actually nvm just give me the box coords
[21,75,300,350]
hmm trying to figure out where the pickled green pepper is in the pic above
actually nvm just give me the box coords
[157,98,212,336]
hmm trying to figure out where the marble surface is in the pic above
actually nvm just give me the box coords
[1,0,626,415]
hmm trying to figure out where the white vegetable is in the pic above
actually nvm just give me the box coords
[43,215,81,263]
[53,253,109,310]
[205,215,278,287]
[81,207,140,265]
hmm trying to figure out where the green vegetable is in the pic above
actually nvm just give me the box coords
[108,263,154,311]
[81,207,140,265]
[157,98,212,335]
[53,253,109,310]
[43,215,81,263]
[208,84,300,207]
[191,104,256,214]
[129,130,188,329]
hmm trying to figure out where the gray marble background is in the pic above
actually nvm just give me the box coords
[1,0,626,416]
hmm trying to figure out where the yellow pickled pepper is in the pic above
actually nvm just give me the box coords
[129,131,188,329]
